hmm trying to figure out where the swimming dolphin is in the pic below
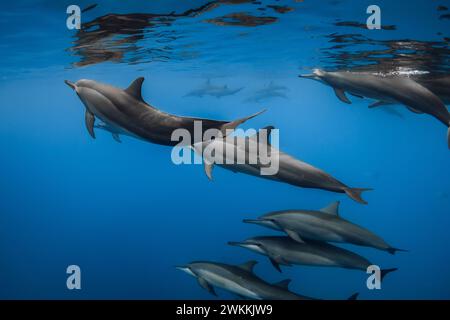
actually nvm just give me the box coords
[177,260,358,300]
[191,127,371,204]
[185,79,244,98]
[299,69,450,148]
[228,236,397,280]
[65,77,263,146]
[415,74,450,105]
[243,201,406,254]
[245,81,289,103]
[94,122,143,143]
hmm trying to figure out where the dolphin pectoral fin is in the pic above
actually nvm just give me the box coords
[334,88,351,104]
[112,133,122,143]
[343,187,372,205]
[85,110,96,139]
[204,162,214,180]
[269,258,282,273]
[221,109,266,135]
[349,92,364,98]
[285,229,305,243]
[369,100,390,108]
[406,106,424,114]
[197,277,217,296]
[125,77,145,102]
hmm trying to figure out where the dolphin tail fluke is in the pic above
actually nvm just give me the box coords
[347,293,359,300]
[387,247,408,255]
[221,109,266,135]
[343,188,372,204]
[380,268,398,282]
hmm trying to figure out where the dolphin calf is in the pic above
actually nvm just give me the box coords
[243,201,406,254]
[94,122,142,143]
[192,127,371,204]
[65,77,263,146]
[228,236,397,281]
[299,69,450,148]
[177,260,357,300]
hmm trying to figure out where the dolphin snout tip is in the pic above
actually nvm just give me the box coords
[64,80,76,90]
[227,241,240,246]
[242,219,258,224]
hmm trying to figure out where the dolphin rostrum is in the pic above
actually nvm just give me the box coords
[177,260,358,300]
[243,201,407,254]
[228,236,397,281]
[299,69,450,148]
[192,127,372,204]
[65,77,263,146]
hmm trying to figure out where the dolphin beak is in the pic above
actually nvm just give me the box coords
[298,73,316,79]
[64,80,77,90]
[242,219,261,224]
[227,241,243,247]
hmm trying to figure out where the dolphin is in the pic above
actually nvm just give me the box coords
[243,201,407,254]
[245,81,289,103]
[65,77,263,146]
[94,122,143,143]
[415,74,450,105]
[177,260,358,300]
[185,79,244,98]
[299,69,450,148]
[192,127,371,204]
[228,236,397,281]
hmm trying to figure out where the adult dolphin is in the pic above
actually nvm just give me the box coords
[243,201,407,254]
[65,77,264,146]
[192,127,371,204]
[177,260,358,300]
[228,236,397,281]
[299,69,450,148]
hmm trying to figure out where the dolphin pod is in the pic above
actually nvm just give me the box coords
[192,127,372,204]
[65,77,263,145]
[243,201,406,254]
[176,260,358,300]
[299,69,450,149]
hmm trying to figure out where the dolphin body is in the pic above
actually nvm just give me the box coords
[245,81,289,103]
[228,236,397,280]
[415,74,450,105]
[177,260,357,300]
[192,128,371,204]
[299,69,450,148]
[244,201,406,254]
[65,77,262,146]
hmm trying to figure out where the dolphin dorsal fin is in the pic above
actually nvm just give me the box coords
[320,201,340,216]
[273,279,291,290]
[238,260,257,273]
[125,77,145,102]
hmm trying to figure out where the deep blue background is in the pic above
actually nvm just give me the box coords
[0,0,449,299]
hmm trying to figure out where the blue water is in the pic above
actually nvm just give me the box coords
[1,0,449,299]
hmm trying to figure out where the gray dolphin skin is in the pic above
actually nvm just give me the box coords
[192,128,371,204]
[185,79,244,98]
[177,260,357,300]
[299,69,450,148]
[415,75,450,104]
[65,77,263,146]
[94,122,142,143]
[228,236,397,281]
[243,201,406,254]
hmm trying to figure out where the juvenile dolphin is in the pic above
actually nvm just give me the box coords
[65,77,263,146]
[192,127,371,204]
[228,236,397,281]
[177,260,357,300]
[94,122,142,143]
[243,201,406,254]
[299,69,450,148]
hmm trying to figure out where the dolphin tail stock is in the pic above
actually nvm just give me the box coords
[220,109,266,135]
[347,293,359,300]
[387,247,408,255]
[343,187,373,205]
[380,268,398,282]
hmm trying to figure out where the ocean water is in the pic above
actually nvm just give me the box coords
[0,0,449,299]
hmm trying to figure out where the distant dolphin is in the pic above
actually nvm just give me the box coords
[185,79,243,98]
[177,260,358,300]
[228,236,397,281]
[243,201,407,254]
[65,78,263,146]
[192,127,371,204]
[245,81,289,103]
[299,69,450,148]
